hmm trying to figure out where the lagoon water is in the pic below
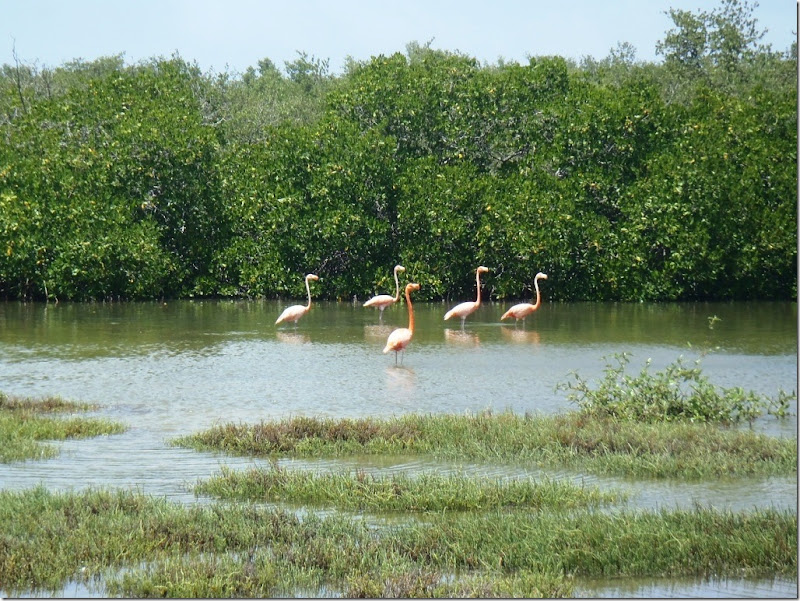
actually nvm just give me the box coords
[0,299,797,597]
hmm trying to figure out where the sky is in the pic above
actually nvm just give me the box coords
[1,0,796,76]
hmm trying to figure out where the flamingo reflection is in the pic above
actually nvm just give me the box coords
[385,364,417,395]
[444,328,480,347]
[500,327,540,345]
[276,331,310,345]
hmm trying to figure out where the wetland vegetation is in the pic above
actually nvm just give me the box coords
[174,409,796,480]
[193,464,625,511]
[0,2,795,593]
[0,486,795,598]
[0,352,796,596]
[0,392,126,463]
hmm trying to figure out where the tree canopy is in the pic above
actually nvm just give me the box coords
[0,1,795,302]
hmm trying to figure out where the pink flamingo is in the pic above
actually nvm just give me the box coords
[501,272,548,326]
[275,274,319,325]
[363,265,406,320]
[444,266,489,327]
[383,282,420,364]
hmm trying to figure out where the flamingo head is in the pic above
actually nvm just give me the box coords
[477,266,489,275]
[306,274,319,282]
[405,283,420,294]
[535,272,548,281]
[394,265,406,273]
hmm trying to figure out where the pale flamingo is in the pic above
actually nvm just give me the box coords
[275,274,319,325]
[383,282,420,364]
[444,266,489,327]
[363,265,406,320]
[501,272,548,326]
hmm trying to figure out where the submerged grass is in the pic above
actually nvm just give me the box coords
[173,411,796,479]
[194,464,624,511]
[0,392,127,463]
[0,487,795,598]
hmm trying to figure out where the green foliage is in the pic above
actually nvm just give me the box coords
[558,352,795,423]
[0,0,795,301]
[0,57,225,299]
[0,392,126,462]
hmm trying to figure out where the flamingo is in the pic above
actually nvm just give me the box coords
[275,274,319,325]
[501,272,548,326]
[444,266,489,327]
[383,282,420,364]
[363,265,406,320]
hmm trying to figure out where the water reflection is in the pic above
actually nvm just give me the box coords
[574,574,797,598]
[0,299,796,599]
[444,328,480,347]
[276,331,311,345]
[363,324,394,342]
[500,326,541,345]
[385,365,417,396]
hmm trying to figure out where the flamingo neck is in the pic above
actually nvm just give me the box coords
[475,270,483,306]
[305,277,313,309]
[393,268,401,302]
[532,277,542,309]
[406,287,415,333]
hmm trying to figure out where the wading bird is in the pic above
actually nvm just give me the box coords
[363,265,406,320]
[444,266,489,327]
[501,272,548,326]
[383,282,420,364]
[275,274,319,325]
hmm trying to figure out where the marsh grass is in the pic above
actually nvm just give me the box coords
[0,487,794,598]
[194,464,624,511]
[0,392,95,412]
[0,392,127,463]
[174,411,796,479]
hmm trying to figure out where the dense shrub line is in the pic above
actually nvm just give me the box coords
[1,4,795,301]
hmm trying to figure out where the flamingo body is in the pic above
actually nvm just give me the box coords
[364,265,405,315]
[275,304,310,324]
[363,294,395,310]
[444,301,479,321]
[383,327,412,354]
[501,303,538,321]
[444,266,489,326]
[383,282,420,363]
[501,272,548,324]
[275,274,319,325]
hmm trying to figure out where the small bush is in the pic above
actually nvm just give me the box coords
[558,352,795,423]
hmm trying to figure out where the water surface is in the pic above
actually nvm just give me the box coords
[0,300,796,598]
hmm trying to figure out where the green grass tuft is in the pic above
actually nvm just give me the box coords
[194,464,624,511]
[173,410,796,479]
[0,391,127,463]
[0,487,793,597]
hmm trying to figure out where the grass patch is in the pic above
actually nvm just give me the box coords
[0,391,127,463]
[194,463,624,511]
[0,487,794,597]
[173,411,796,479]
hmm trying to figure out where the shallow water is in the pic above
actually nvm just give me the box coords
[0,299,796,598]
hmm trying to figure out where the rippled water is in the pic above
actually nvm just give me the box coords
[0,299,796,598]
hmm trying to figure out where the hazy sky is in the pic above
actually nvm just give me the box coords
[2,0,796,75]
